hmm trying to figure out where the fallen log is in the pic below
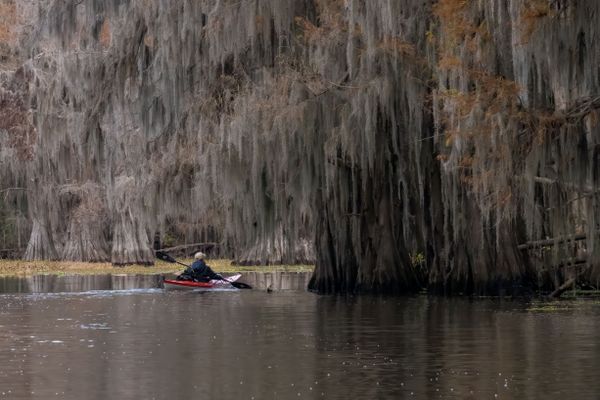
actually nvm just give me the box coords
[517,234,587,250]
[548,258,590,298]
[549,277,576,298]
[157,242,219,255]
[532,176,597,194]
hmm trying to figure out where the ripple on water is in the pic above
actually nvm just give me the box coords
[79,323,111,330]
[0,293,599,399]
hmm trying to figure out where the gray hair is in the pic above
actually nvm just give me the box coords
[194,252,206,260]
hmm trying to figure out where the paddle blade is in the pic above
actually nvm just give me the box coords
[156,251,177,264]
[229,281,252,289]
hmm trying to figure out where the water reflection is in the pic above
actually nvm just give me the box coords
[0,274,164,294]
[0,271,311,293]
[0,293,598,399]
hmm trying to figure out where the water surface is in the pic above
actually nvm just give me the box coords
[0,291,598,399]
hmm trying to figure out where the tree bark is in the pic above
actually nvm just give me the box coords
[110,212,154,265]
[234,235,314,266]
[61,217,109,262]
[23,219,58,261]
[109,176,154,266]
[60,184,110,262]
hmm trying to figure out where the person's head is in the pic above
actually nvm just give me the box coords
[194,252,206,260]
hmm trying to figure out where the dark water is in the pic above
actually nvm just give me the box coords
[0,291,598,399]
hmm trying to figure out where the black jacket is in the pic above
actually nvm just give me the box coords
[188,259,220,281]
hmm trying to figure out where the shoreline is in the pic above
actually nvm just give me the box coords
[0,259,315,277]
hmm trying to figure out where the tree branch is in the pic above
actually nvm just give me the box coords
[518,234,587,250]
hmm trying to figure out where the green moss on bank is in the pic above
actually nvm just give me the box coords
[0,259,314,277]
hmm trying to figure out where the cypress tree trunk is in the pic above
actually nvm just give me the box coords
[23,219,57,261]
[62,217,109,262]
[109,176,154,266]
[110,214,154,266]
[60,185,109,262]
[23,174,58,261]
[235,231,314,266]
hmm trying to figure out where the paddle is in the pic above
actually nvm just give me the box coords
[156,251,252,289]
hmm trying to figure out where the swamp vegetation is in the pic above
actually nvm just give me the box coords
[0,259,314,277]
[0,0,599,295]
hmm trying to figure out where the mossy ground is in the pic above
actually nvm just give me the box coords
[527,296,600,312]
[0,259,314,277]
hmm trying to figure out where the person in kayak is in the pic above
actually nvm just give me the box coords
[178,252,223,282]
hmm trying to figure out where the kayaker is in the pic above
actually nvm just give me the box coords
[178,252,223,282]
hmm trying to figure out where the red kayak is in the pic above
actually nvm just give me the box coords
[163,274,242,290]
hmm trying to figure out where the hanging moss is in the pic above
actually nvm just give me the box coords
[0,0,598,293]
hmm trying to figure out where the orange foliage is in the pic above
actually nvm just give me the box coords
[433,0,525,211]
[0,81,37,160]
[433,0,484,43]
[255,15,265,30]
[294,0,349,45]
[435,0,521,138]
[437,56,462,71]
[99,19,112,49]
[433,0,469,27]
[143,34,154,49]
[377,36,416,58]
[0,1,16,44]
[520,0,556,40]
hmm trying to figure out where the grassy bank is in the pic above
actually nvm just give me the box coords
[0,259,314,277]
